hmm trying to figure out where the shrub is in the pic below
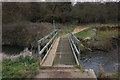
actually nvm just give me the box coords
[2,56,39,78]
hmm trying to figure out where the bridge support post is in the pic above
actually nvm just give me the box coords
[78,42,80,65]
[39,56,42,65]
[78,54,80,65]
[38,44,40,54]
[38,43,42,64]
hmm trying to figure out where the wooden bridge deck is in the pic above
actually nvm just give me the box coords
[53,37,76,66]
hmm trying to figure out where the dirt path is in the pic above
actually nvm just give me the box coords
[61,26,89,38]
[72,26,89,34]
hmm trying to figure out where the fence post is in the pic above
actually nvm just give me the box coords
[78,41,80,65]
[38,43,42,63]
[38,45,40,53]
[39,56,42,65]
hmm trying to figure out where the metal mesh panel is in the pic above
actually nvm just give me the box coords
[54,37,76,65]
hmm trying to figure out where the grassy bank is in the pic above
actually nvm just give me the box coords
[98,69,120,79]
[75,24,118,50]
[2,56,41,78]
[75,24,118,39]
[75,26,96,39]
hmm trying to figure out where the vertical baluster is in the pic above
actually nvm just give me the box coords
[78,41,80,65]
[38,42,41,63]
[38,43,40,53]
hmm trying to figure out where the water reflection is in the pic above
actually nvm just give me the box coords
[2,45,24,55]
[80,51,118,76]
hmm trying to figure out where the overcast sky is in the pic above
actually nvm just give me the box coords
[0,0,119,2]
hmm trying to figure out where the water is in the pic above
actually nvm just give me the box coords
[80,51,118,76]
[2,45,40,58]
[2,45,24,55]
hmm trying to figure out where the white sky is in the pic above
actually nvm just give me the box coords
[0,0,119,2]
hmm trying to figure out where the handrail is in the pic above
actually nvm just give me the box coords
[69,32,80,42]
[39,32,57,55]
[68,32,80,65]
[69,36,80,54]
[37,30,57,63]
[38,30,57,44]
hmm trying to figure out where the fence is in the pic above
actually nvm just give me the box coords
[37,30,57,65]
[68,32,80,65]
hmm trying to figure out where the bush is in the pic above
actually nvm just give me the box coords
[39,66,47,70]
[2,56,39,78]
[17,56,37,64]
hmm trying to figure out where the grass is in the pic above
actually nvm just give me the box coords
[57,25,75,37]
[74,24,119,79]
[39,66,47,70]
[96,31,118,39]
[2,56,39,78]
[75,26,96,39]
[75,65,85,72]
[112,72,120,78]
[96,23,118,27]
[75,24,118,39]
[98,70,120,79]
[74,24,118,49]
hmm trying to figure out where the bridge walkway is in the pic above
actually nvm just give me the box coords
[53,37,76,66]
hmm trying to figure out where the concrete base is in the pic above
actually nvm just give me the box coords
[35,68,97,79]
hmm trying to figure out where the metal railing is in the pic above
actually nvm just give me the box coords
[38,30,57,65]
[68,32,80,65]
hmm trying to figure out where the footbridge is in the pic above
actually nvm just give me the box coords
[38,30,80,66]
[36,29,97,79]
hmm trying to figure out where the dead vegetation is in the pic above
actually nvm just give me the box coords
[2,22,54,47]
[98,64,119,79]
